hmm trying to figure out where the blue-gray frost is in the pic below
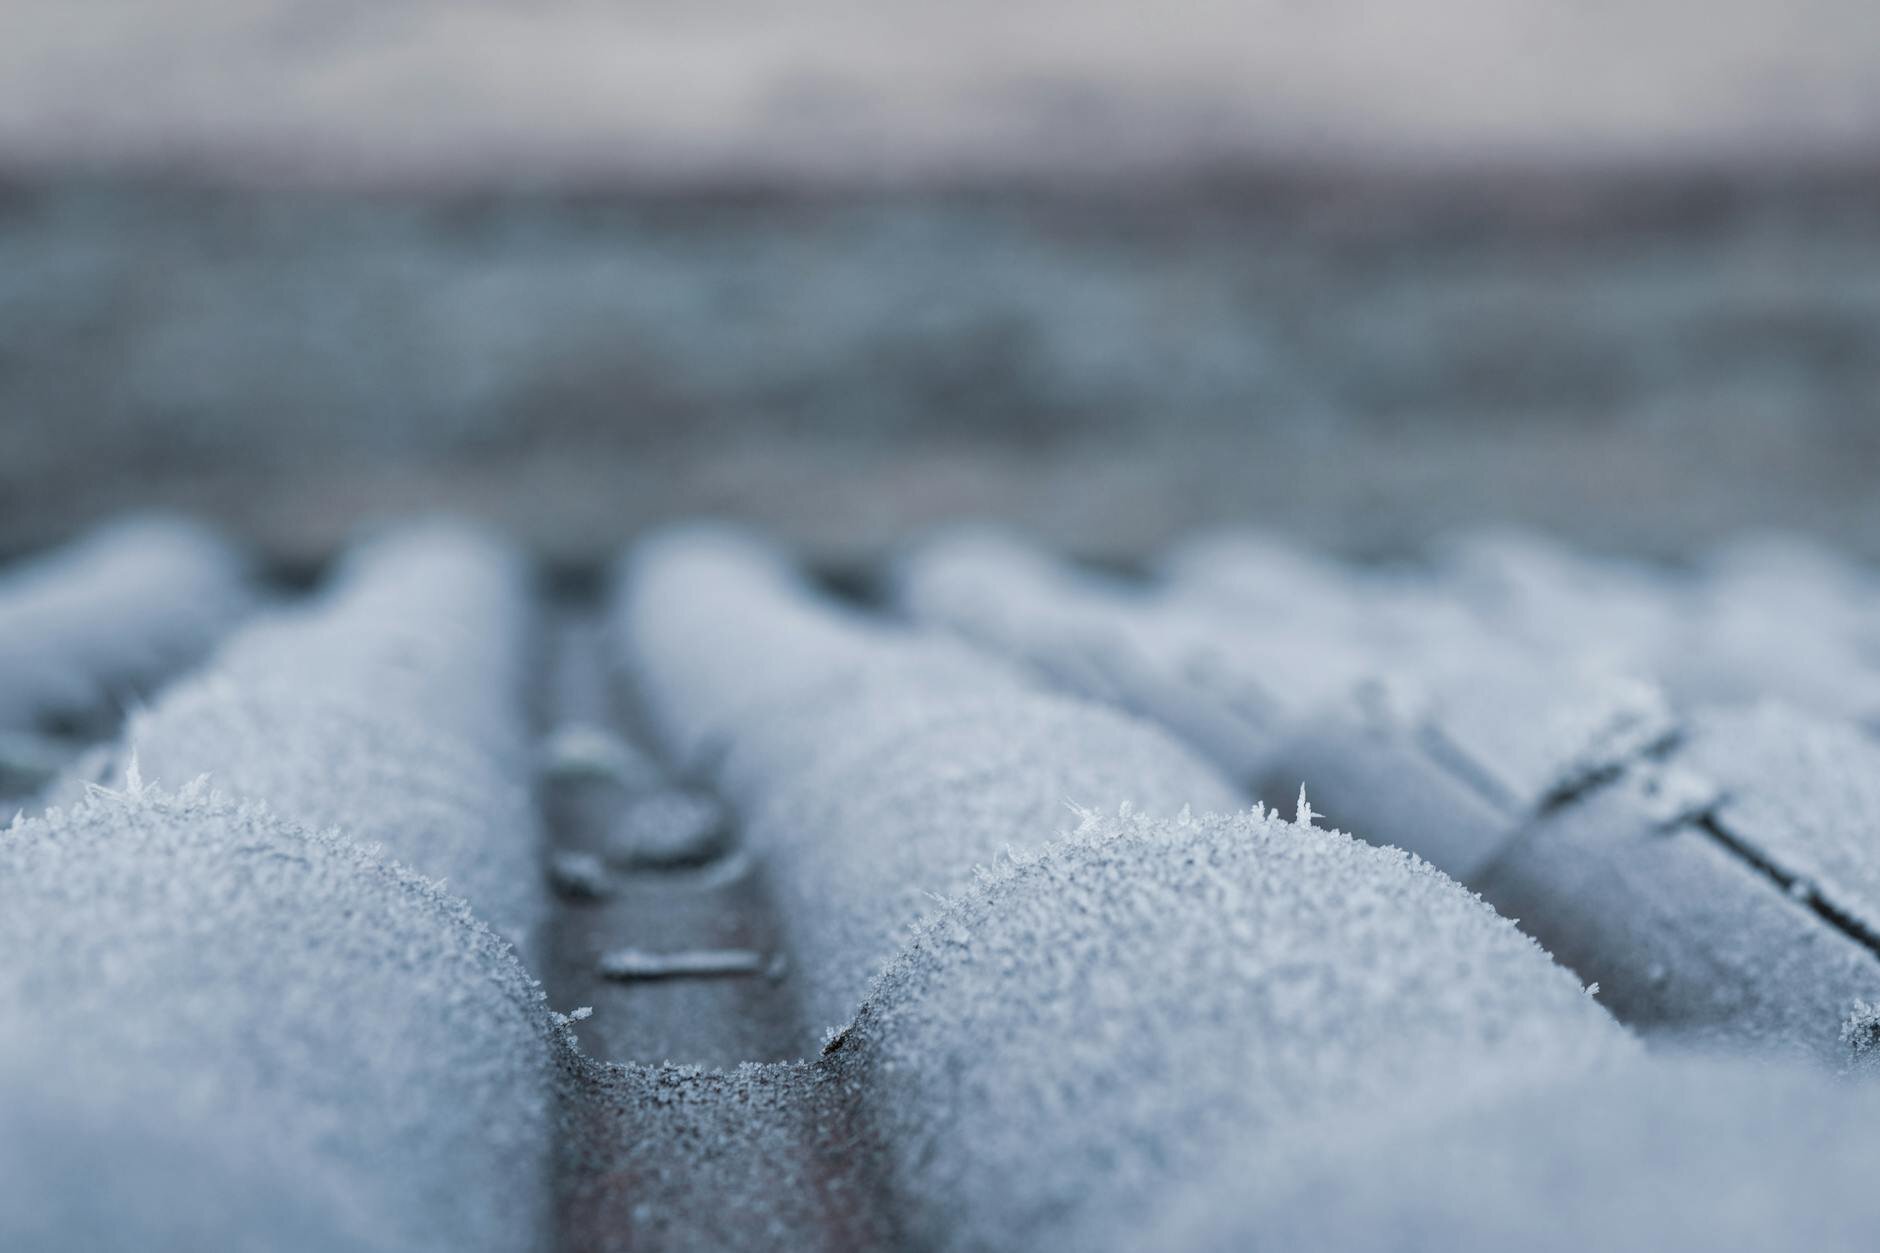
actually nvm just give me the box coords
[1680,704,1880,941]
[1157,1053,1880,1253]
[1412,529,1880,726]
[9,514,1878,1251]
[0,784,559,1253]
[1471,704,1880,1061]
[613,525,1628,1250]
[827,804,1628,1252]
[614,525,1243,1041]
[115,521,543,954]
[0,515,251,734]
[903,528,1880,1062]
[897,529,1672,875]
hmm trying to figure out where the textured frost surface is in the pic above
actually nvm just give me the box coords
[1843,1000,1880,1062]
[1682,704,1880,941]
[1427,528,1880,726]
[896,531,1299,775]
[1413,658,1676,808]
[616,524,1242,1043]
[117,522,543,951]
[1475,777,1880,1062]
[1176,535,1679,814]
[1431,529,1684,669]
[618,525,994,776]
[1663,539,1880,724]
[560,1059,888,1253]
[901,530,1672,857]
[0,515,251,734]
[1183,524,1880,731]
[833,805,1627,1252]
[0,786,556,1253]
[1162,1054,1880,1252]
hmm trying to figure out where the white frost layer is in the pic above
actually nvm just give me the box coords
[835,804,1628,1252]
[614,525,1243,1041]
[0,515,251,733]
[1682,704,1880,944]
[1176,522,1867,730]
[1430,528,1685,671]
[1163,529,1680,808]
[899,530,1671,875]
[895,530,1300,777]
[1472,746,1880,1063]
[119,522,542,951]
[1666,539,1880,726]
[1160,1053,1880,1252]
[0,786,556,1253]
[1425,528,1880,727]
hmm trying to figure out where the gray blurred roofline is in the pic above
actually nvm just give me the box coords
[3,165,1878,566]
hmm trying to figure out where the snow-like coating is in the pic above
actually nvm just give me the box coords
[1422,528,1880,727]
[895,530,1294,776]
[615,525,1243,1040]
[1663,539,1880,724]
[618,525,992,777]
[0,515,251,733]
[898,530,1673,877]
[1682,705,1880,944]
[117,522,543,951]
[1411,657,1675,808]
[1160,530,1679,811]
[1430,528,1684,670]
[560,1059,890,1253]
[831,804,1628,1252]
[0,785,558,1253]
[10,515,1879,1249]
[612,528,1626,1246]
[1160,1054,1880,1252]
[903,529,1880,1063]
[1475,777,1880,1062]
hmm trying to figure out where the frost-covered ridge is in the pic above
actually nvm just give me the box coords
[0,517,252,800]
[901,527,1880,1059]
[6,519,1880,1250]
[0,782,560,1253]
[613,525,1244,1039]
[117,521,545,953]
[610,525,1624,1250]
[828,801,1627,1251]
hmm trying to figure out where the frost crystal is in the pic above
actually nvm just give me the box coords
[1841,1000,1880,1060]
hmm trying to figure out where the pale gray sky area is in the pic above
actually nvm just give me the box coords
[5,1,1879,182]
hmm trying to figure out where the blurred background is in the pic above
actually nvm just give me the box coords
[4,0,1877,568]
